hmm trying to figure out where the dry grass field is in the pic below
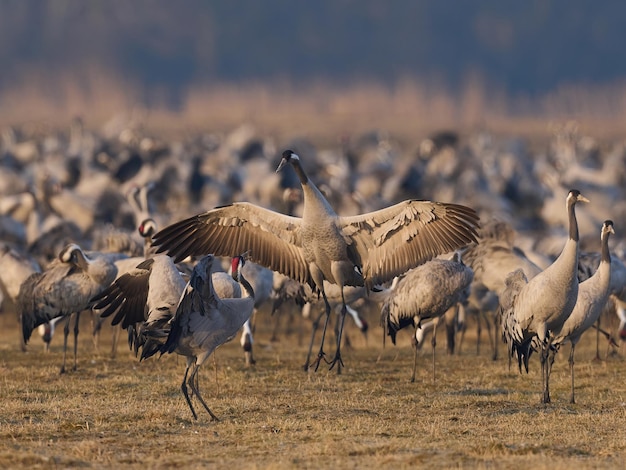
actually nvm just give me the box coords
[1,303,625,469]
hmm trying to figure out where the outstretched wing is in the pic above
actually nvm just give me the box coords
[152,202,311,288]
[340,200,479,288]
[91,259,153,329]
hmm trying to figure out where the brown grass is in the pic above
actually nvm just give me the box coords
[1,305,625,469]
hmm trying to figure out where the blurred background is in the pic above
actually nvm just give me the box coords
[2,0,626,139]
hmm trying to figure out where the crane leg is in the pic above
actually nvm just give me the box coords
[72,311,80,371]
[304,307,325,371]
[594,317,601,362]
[91,311,101,352]
[569,343,576,404]
[310,292,333,372]
[269,300,283,342]
[328,292,348,375]
[411,335,418,383]
[19,313,28,352]
[240,318,255,366]
[189,363,219,421]
[60,314,72,374]
[540,340,552,404]
[475,312,482,355]
[181,362,198,420]
[490,311,499,361]
[431,319,438,383]
[111,325,120,359]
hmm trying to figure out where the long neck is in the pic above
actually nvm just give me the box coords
[600,232,611,264]
[291,160,337,217]
[568,200,579,242]
[591,232,613,296]
[549,199,579,281]
[237,271,255,300]
[291,158,309,184]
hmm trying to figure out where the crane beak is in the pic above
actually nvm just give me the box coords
[276,157,288,173]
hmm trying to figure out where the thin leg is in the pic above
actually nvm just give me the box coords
[18,312,28,352]
[491,311,499,361]
[91,311,101,352]
[411,334,418,383]
[189,363,219,421]
[569,343,576,404]
[475,311,482,355]
[72,311,80,371]
[304,307,325,371]
[431,319,438,383]
[328,293,348,374]
[269,301,283,342]
[457,313,467,355]
[445,313,455,355]
[181,361,198,420]
[240,318,255,366]
[111,326,120,359]
[310,291,333,372]
[60,314,71,374]
[541,341,551,404]
[594,317,601,362]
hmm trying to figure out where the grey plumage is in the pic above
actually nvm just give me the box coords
[19,243,118,372]
[575,236,626,359]
[234,260,274,366]
[91,255,187,358]
[552,220,614,404]
[499,189,588,404]
[461,219,542,360]
[160,254,255,421]
[152,149,480,373]
[381,257,474,382]
[92,254,255,421]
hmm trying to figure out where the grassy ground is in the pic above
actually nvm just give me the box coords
[1,306,625,469]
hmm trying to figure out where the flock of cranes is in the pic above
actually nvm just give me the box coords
[2,120,626,420]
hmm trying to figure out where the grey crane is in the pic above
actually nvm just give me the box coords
[381,257,474,382]
[550,220,614,403]
[160,254,255,420]
[92,254,253,420]
[91,254,188,359]
[461,219,542,360]
[0,243,41,351]
[152,149,479,373]
[90,227,154,357]
[229,260,274,366]
[19,243,118,372]
[500,189,588,404]
[576,244,626,359]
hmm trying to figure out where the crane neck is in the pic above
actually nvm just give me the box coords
[237,270,255,300]
[290,159,309,185]
[568,200,579,242]
[601,231,611,264]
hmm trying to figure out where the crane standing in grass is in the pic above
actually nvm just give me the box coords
[19,243,118,373]
[500,189,588,404]
[93,254,254,421]
[550,220,614,404]
[158,254,255,421]
[381,256,474,382]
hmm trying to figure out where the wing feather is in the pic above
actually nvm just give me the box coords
[340,200,479,287]
[91,261,152,329]
[152,203,311,286]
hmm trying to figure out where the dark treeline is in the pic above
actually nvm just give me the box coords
[1,0,625,107]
